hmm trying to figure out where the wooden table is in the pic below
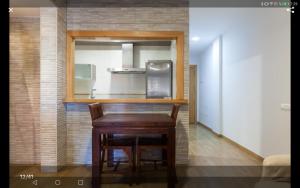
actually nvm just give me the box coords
[92,113,176,188]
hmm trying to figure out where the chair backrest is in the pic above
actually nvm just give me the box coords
[171,104,180,121]
[88,103,103,121]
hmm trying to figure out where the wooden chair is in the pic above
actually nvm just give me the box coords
[88,103,136,173]
[136,104,180,170]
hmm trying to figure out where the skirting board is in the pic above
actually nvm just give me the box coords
[197,122,222,137]
[196,122,264,161]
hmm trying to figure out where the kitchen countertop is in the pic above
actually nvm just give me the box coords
[65,94,187,104]
[74,94,146,99]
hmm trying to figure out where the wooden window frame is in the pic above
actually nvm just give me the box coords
[65,30,187,104]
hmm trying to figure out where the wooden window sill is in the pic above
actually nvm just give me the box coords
[63,98,188,104]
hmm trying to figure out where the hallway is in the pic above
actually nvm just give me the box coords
[188,124,262,166]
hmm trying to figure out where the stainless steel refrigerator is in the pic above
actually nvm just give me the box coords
[146,60,173,99]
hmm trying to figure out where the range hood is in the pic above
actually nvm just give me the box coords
[107,43,146,74]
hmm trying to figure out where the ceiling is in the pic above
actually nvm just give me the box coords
[9,8,40,17]
[189,8,241,54]
[189,7,290,54]
[9,0,55,17]
[10,7,289,55]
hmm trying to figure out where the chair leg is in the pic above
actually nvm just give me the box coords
[123,147,134,186]
[113,160,121,172]
[154,160,157,170]
[162,135,168,166]
[135,146,141,185]
[137,147,142,171]
[107,134,114,167]
[123,148,132,169]
[100,148,105,172]
[132,143,136,172]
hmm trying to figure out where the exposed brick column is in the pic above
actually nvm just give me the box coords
[40,7,66,172]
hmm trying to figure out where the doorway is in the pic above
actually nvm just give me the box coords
[189,64,197,124]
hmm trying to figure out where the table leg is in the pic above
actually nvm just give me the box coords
[167,128,176,188]
[92,128,101,188]
[171,127,177,183]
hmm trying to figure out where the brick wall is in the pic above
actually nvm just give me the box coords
[40,8,67,171]
[57,7,67,168]
[66,7,189,164]
[9,17,40,164]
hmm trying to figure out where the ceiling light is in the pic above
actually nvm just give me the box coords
[191,36,200,41]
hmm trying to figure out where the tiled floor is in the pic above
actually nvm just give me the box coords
[188,124,262,166]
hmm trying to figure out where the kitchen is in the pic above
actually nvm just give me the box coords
[66,30,187,105]
[74,38,176,100]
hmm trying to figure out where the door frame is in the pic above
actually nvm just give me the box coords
[189,64,197,124]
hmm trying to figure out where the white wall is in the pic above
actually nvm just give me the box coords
[221,8,290,157]
[133,45,171,68]
[191,8,290,158]
[197,37,222,134]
